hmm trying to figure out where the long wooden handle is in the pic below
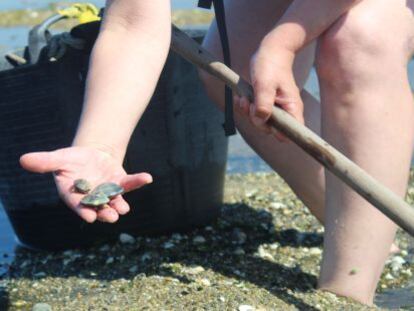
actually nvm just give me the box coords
[170,25,414,236]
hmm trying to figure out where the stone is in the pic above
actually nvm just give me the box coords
[231,228,247,245]
[239,305,255,311]
[384,273,394,280]
[234,247,245,256]
[269,202,286,209]
[32,303,52,311]
[198,278,211,287]
[163,242,175,249]
[129,265,138,274]
[141,252,152,262]
[183,266,205,275]
[119,233,135,244]
[309,248,322,256]
[257,246,274,261]
[193,235,206,244]
[390,256,406,272]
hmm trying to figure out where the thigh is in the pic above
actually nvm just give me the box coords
[203,0,315,89]
[201,0,325,218]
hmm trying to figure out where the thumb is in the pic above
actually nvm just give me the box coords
[121,173,153,192]
[20,150,65,173]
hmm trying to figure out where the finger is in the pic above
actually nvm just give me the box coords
[109,196,130,215]
[121,173,153,193]
[97,206,119,223]
[20,150,66,173]
[252,80,275,125]
[75,205,99,223]
[250,104,272,134]
[60,190,98,223]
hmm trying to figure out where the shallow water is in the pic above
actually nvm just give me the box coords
[1,19,414,309]
[0,0,197,11]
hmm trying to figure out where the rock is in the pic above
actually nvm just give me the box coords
[119,233,135,244]
[20,260,31,268]
[257,246,274,261]
[99,244,110,252]
[309,248,322,256]
[198,278,211,287]
[239,305,255,311]
[269,243,279,250]
[171,233,183,241]
[63,250,73,257]
[163,242,175,249]
[384,273,394,280]
[269,202,285,209]
[32,303,52,311]
[233,247,245,256]
[141,252,152,262]
[245,189,257,198]
[33,272,46,278]
[219,296,225,302]
[129,265,138,274]
[390,256,406,272]
[105,257,114,265]
[183,266,205,275]
[12,300,27,307]
[231,228,247,245]
[193,235,206,244]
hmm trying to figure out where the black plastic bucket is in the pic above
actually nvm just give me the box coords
[0,23,228,250]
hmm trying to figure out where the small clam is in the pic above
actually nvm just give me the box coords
[92,182,124,198]
[81,191,110,206]
[73,179,92,194]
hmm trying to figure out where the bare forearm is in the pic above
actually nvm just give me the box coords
[262,0,362,54]
[73,0,171,162]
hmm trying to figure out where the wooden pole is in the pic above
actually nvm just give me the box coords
[170,25,414,237]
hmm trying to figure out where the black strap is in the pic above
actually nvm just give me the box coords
[198,0,236,136]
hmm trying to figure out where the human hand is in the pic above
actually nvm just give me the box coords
[19,146,153,223]
[235,44,304,139]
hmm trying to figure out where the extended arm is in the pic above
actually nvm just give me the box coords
[20,0,171,223]
[73,0,172,162]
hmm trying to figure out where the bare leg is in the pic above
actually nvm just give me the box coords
[316,0,414,304]
[200,0,326,221]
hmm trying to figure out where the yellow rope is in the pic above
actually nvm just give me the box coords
[57,3,101,24]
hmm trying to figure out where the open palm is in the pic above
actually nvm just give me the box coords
[20,146,152,223]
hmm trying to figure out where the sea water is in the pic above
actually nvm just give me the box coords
[0,0,198,11]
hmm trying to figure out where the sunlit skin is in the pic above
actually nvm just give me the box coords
[20,0,414,305]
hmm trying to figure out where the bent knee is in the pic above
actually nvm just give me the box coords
[316,0,414,81]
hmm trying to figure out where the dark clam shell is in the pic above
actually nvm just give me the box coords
[73,179,92,194]
[80,191,110,206]
[92,182,124,198]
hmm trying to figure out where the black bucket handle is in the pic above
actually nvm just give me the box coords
[27,14,67,64]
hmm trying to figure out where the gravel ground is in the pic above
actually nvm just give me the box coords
[2,172,414,310]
